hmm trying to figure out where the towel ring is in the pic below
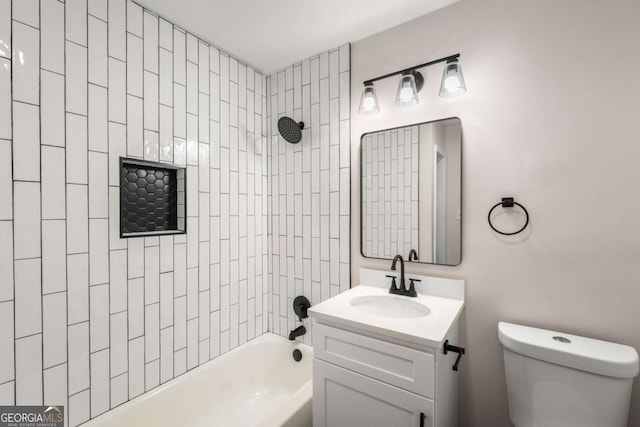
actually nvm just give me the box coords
[488,197,529,236]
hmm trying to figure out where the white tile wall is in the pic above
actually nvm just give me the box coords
[362,126,420,259]
[2,1,349,423]
[266,44,350,343]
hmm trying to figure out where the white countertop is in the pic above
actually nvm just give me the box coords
[309,269,465,349]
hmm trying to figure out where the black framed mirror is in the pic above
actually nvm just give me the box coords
[360,117,462,266]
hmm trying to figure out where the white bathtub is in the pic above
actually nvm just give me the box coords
[86,333,313,427]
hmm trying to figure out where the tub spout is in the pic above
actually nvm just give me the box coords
[289,325,306,341]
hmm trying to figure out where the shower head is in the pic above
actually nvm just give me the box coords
[278,117,304,144]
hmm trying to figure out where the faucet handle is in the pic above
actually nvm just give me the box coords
[407,278,421,297]
[385,275,398,290]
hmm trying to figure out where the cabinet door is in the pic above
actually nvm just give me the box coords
[314,359,434,427]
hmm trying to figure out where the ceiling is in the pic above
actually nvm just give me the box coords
[136,0,459,74]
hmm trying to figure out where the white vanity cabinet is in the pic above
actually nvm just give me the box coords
[312,322,460,427]
[308,269,465,427]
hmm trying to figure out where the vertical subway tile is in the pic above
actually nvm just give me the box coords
[89,219,109,285]
[65,0,87,45]
[15,334,42,405]
[159,236,173,273]
[0,1,8,59]
[108,122,127,187]
[129,337,144,399]
[198,43,209,94]
[0,301,14,384]
[41,146,65,220]
[108,0,126,61]
[159,19,172,51]
[174,244,186,297]
[128,237,144,278]
[144,303,160,362]
[144,130,159,161]
[173,29,186,85]
[144,71,159,131]
[127,95,144,157]
[0,58,11,139]
[187,62,198,114]
[89,84,108,152]
[160,272,173,328]
[43,363,67,410]
[89,152,109,218]
[128,278,144,339]
[0,223,13,301]
[12,102,40,181]
[65,41,88,115]
[66,113,88,184]
[160,327,173,383]
[66,184,88,254]
[159,49,173,106]
[144,11,159,73]
[88,0,107,21]
[109,58,126,123]
[13,182,40,259]
[145,246,160,304]
[111,374,128,409]
[0,381,14,405]
[90,284,109,352]
[90,349,110,417]
[88,16,108,86]
[42,220,66,294]
[42,292,67,368]
[187,318,198,369]
[159,105,173,161]
[68,390,90,426]
[174,296,186,351]
[110,312,128,377]
[173,84,186,138]
[145,359,160,391]
[68,322,90,394]
[67,253,89,324]
[68,389,90,426]
[127,1,143,36]
[41,70,65,148]
[127,33,143,97]
[109,250,127,314]
[219,53,229,102]
[12,22,39,104]
[186,34,198,63]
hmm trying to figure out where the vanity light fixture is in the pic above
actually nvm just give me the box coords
[358,82,380,114]
[359,53,465,114]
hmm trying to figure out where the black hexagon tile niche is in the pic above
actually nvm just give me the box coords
[120,159,185,237]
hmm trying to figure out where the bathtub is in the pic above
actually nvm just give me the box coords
[86,333,313,427]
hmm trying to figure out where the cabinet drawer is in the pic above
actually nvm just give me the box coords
[313,323,435,398]
[314,359,434,427]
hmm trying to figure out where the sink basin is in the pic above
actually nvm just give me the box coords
[350,295,431,319]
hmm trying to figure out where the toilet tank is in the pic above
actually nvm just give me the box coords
[498,322,639,427]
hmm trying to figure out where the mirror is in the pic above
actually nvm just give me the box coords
[360,117,461,266]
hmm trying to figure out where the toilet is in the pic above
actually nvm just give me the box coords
[499,322,639,427]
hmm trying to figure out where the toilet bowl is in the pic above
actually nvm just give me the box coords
[499,322,639,427]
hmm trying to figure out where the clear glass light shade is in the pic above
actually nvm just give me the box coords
[439,59,466,97]
[395,73,419,107]
[358,84,380,114]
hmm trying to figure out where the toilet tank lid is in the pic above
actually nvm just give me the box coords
[498,322,639,379]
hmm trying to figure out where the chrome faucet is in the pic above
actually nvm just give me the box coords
[389,255,419,297]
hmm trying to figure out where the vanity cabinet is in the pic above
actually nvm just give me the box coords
[312,322,460,427]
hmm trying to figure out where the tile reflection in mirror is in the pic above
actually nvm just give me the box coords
[360,117,461,266]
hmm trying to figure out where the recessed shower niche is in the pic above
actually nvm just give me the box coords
[120,158,187,237]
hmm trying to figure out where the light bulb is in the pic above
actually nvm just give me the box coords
[440,58,466,97]
[359,83,380,114]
